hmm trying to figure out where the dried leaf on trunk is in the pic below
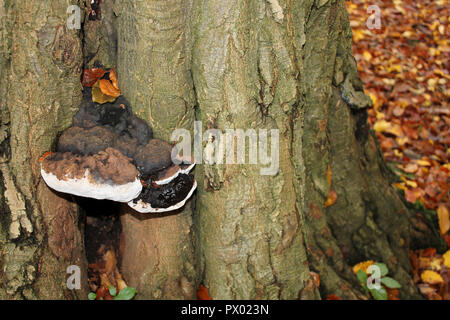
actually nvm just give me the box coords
[92,81,117,104]
[109,68,119,90]
[99,79,121,98]
[324,190,338,208]
[82,68,106,87]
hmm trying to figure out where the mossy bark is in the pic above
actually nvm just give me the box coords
[0,0,89,299]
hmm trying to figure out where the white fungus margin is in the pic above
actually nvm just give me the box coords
[41,168,142,202]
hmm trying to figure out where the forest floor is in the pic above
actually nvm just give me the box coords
[347,0,449,300]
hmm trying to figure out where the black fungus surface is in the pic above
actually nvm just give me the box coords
[134,174,195,209]
[72,91,153,144]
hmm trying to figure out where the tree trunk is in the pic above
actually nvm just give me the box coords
[0,0,89,299]
[0,0,423,300]
[116,0,199,299]
[191,0,420,299]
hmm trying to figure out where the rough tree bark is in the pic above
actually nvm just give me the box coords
[0,0,89,299]
[0,0,423,300]
[116,0,199,299]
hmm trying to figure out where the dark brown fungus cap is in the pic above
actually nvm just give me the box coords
[40,85,196,212]
[134,139,174,176]
[58,126,116,155]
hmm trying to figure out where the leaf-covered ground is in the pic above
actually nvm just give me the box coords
[347,0,449,300]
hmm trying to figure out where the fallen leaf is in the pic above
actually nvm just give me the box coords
[443,250,450,268]
[100,273,113,289]
[429,257,443,271]
[99,79,121,98]
[353,260,375,274]
[363,51,372,61]
[417,159,432,167]
[418,284,438,299]
[104,250,117,274]
[445,236,450,248]
[109,68,119,90]
[114,269,127,291]
[422,248,437,257]
[420,270,444,285]
[104,293,113,300]
[387,288,400,300]
[403,163,418,173]
[405,180,418,188]
[404,188,423,203]
[393,182,406,191]
[92,81,117,104]
[96,286,107,300]
[373,120,391,132]
[197,285,212,300]
[325,294,341,300]
[386,124,404,137]
[418,256,431,269]
[437,205,450,235]
[82,68,106,87]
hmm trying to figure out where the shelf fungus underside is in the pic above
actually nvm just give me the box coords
[40,88,196,213]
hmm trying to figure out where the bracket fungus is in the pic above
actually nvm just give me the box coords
[40,72,196,213]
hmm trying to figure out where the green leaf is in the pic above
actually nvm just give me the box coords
[356,270,368,284]
[373,263,388,277]
[370,287,388,300]
[381,277,401,289]
[109,285,117,297]
[88,292,97,300]
[114,287,136,300]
